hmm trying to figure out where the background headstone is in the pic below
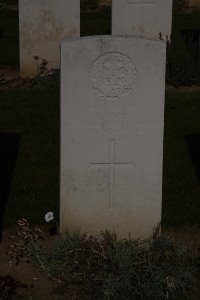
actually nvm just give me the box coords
[60,36,166,239]
[19,0,80,76]
[112,0,172,40]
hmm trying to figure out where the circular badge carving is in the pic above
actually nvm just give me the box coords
[89,52,138,98]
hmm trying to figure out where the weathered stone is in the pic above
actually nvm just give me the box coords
[19,0,80,76]
[112,0,172,41]
[60,36,166,239]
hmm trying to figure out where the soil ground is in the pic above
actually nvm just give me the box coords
[0,66,19,81]
[0,227,65,300]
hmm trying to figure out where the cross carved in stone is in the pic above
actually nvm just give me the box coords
[127,0,156,33]
[90,140,133,209]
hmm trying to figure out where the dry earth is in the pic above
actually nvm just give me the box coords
[0,227,65,300]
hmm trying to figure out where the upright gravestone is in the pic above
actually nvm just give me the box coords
[60,36,166,239]
[112,0,172,40]
[19,0,80,76]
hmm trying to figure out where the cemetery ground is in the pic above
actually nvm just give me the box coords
[1,2,200,300]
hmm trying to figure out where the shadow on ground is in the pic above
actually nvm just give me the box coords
[185,133,200,181]
[0,133,20,242]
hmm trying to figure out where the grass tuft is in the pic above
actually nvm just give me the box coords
[8,221,196,300]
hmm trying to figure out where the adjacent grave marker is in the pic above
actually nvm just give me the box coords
[112,0,172,40]
[60,36,166,239]
[19,0,80,76]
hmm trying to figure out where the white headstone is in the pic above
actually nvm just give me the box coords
[19,0,80,76]
[112,0,172,40]
[60,36,166,239]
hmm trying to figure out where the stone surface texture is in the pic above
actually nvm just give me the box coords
[19,0,80,76]
[112,0,172,41]
[60,36,166,239]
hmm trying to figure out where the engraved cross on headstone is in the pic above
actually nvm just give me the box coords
[90,140,133,209]
[127,0,156,33]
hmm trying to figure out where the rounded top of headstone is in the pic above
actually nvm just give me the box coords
[89,52,138,98]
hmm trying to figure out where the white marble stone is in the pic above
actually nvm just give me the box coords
[60,36,166,239]
[112,0,172,41]
[19,0,80,76]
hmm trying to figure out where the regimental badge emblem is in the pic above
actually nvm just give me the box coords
[89,52,138,98]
